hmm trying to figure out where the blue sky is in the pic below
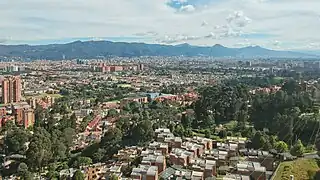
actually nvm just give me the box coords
[1,0,320,50]
[167,0,214,9]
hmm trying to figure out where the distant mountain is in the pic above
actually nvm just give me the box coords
[0,40,317,60]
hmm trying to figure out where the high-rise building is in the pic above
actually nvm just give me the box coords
[1,76,22,104]
[12,104,35,128]
[1,79,9,104]
[23,108,35,128]
[139,63,144,71]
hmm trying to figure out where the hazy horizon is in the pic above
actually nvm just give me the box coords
[1,0,320,51]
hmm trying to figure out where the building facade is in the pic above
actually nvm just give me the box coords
[1,76,22,104]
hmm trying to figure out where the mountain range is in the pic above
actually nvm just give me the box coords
[0,40,317,60]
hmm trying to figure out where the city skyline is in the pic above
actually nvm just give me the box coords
[1,0,320,50]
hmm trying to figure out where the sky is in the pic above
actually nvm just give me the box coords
[1,0,320,50]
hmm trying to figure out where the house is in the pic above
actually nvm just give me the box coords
[131,165,158,180]
[190,136,213,150]
[182,141,205,158]
[189,158,217,178]
[141,154,166,173]
[164,136,182,148]
[170,148,194,166]
[223,174,250,180]
[114,146,140,161]
[235,161,266,180]
[148,141,169,155]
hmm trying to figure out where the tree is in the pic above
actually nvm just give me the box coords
[52,142,67,161]
[110,174,119,180]
[79,115,92,132]
[116,117,131,136]
[62,127,76,149]
[290,139,305,156]
[142,110,150,120]
[26,127,52,172]
[107,109,118,118]
[46,114,56,132]
[21,171,33,180]
[241,127,256,138]
[204,129,211,138]
[316,136,320,156]
[72,156,92,168]
[100,128,123,158]
[5,128,30,155]
[34,105,45,127]
[59,103,69,114]
[181,113,192,128]
[72,170,85,180]
[203,115,215,128]
[132,120,154,144]
[218,129,227,139]
[173,125,185,138]
[92,148,106,162]
[129,102,141,114]
[17,162,28,177]
[70,113,77,129]
[46,171,59,179]
[2,120,16,133]
[251,131,271,150]
[275,141,288,153]
[269,135,278,149]
[59,115,71,129]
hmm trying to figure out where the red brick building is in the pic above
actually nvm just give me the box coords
[1,76,21,104]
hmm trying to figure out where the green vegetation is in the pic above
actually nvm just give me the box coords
[117,84,132,88]
[25,93,63,99]
[3,70,320,179]
[273,159,319,180]
[72,170,85,180]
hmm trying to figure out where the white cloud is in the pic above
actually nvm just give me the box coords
[170,0,188,3]
[204,32,216,38]
[134,31,159,37]
[179,5,196,12]
[157,34,201,44]
[201,20,208,27]
[273,40,281,46]
[0,0,320,50]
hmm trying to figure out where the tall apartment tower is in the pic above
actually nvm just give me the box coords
[1,76,21,104]
[2,79,9,104]
[139,63,144,71]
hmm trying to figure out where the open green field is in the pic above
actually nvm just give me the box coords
[117,84,132,88]
[25,93,63,99]
[273,159,319,180]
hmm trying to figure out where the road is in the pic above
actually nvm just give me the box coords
[303,152,319,159]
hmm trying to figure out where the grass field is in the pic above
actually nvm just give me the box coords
[273,159,319,180]
[25,93,63,99]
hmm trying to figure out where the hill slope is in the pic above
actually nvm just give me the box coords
[0,41,315,60]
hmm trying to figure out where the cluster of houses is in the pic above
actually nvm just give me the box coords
[64,128,278,180]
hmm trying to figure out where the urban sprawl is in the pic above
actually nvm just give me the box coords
[0,57,320,180]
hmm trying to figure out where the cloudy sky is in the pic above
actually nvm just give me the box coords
[1,0,320,50]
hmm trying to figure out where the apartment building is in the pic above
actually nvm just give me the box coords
[148,141,169,155]
[141,154,166,173]
[131,165,158,180]
[189,159,217,178]
[12,103,35,128]
[1,76,22,104]
[170,148,194,166]
[181,141,205,158]
[235,161,266,180]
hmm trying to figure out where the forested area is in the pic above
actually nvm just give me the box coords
[188,78,320,156]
